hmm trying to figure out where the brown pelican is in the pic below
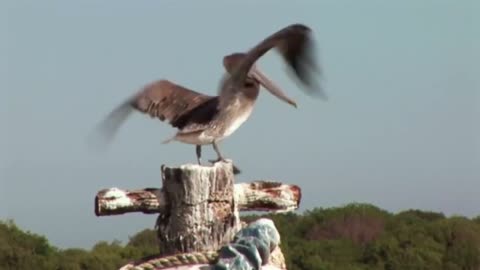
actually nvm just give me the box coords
[91,23,325,173]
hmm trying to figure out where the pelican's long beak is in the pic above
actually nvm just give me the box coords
[250,66,297,108]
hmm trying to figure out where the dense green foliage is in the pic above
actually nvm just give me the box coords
[2,203,480,270]
[0,221,157,270]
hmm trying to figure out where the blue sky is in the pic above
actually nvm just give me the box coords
[2,0,479,249]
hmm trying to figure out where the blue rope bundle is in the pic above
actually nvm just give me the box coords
[210,218,281,270]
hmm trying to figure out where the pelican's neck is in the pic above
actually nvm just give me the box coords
[239,77,260,102]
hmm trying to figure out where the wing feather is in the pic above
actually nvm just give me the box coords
[222,23,325,100]
[89,79,215,147]
[132,79,214,128]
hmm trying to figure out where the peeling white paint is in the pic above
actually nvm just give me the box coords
[233,183,299,213]
[104,187,126,198]
[103,188,133,209]
[233,183,247,205]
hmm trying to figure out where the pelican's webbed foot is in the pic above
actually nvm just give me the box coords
[210,141,241,174]
[208,158,241,175]
[208,157,227,163]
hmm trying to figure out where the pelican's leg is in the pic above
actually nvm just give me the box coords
[209,141,241,175]
[213,141,225,161]
[196,145,202,165]
[208,141,226,164]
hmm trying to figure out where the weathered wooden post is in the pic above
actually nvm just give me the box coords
[95,160,301,270]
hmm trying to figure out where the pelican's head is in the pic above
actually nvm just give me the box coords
[222,53,297,108]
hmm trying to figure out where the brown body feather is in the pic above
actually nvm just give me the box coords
[132,80,216,131]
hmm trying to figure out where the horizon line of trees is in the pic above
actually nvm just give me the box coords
[2,203,480,270]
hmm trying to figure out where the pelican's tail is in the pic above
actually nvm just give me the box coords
[161,135,176,144]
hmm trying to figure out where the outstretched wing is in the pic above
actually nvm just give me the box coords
[224,23,325,99]
[131,79,215,128]
[89,79,215,147]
